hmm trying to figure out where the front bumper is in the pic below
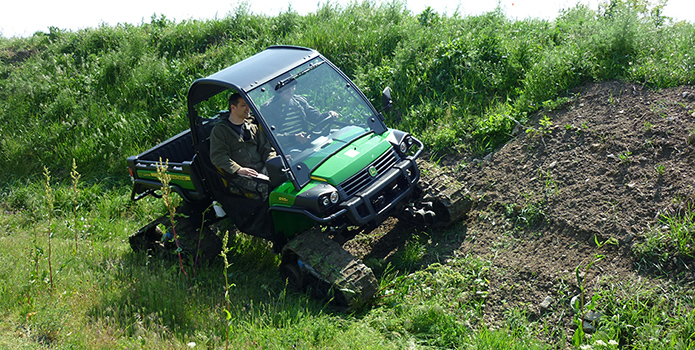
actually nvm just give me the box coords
[343,156,419,225]
[267,156,419,226]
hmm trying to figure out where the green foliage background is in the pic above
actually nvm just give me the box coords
[2,0,694,188]
[1,0,695,348]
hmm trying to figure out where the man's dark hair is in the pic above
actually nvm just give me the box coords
[228,92,243,109]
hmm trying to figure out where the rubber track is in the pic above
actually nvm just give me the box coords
[129,211,222,261]
[417,160,475,225]
[283,229,378,309]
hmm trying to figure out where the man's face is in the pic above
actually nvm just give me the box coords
[231,99,250,119]
[279,85,295,102]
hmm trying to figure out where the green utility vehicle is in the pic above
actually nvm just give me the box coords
[127,46,467,307]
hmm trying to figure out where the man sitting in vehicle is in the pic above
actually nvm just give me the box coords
[261,80,338,150]
[210,92,276,199]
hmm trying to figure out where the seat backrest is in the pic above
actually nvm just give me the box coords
[193,116,231,191]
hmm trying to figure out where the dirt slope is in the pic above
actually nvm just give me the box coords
[351,81,695,337]
[455,81,695,327]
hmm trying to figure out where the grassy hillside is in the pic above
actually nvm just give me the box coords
[2,1,694,183]
[1,0,694,348]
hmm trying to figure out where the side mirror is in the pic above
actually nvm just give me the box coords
[381,87,393,114]
[265,155,288,189]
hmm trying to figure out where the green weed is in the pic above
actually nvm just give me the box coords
[542,96,574,111]
[655,163,665,176]
[617,150,632,163]
[572,254,605,347]
[632,198,695,275]
[643,120,653,131]
[219,230,236,350]
[392,233,427,272]
[373,256,496,347]
[565,123,582,135]
[586,277,695,348]
[155,157,188,279]
[595,234,619,249]
[659,201,695,258]
[526,115,554,146]
[70,158,81,253]
[42,166,55,291]
[538,168,558,199]
[506,192,547,228]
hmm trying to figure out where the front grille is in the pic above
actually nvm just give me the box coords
[339,149,398,197]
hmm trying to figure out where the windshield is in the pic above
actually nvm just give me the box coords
[248,57,381,187]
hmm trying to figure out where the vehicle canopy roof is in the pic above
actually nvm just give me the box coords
[187,46,319,111]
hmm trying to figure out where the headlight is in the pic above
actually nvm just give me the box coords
[295,183,341,214]
[319,190,340,209]
[399,135,415,155]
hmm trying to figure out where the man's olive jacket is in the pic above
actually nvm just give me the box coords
[209,118,276,175]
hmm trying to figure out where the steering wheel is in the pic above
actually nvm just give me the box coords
[310,112,346,135]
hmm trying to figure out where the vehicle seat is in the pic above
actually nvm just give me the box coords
[196,117,268,200]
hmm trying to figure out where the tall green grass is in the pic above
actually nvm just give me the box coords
[2,0,694,185]
[1,210,552,349]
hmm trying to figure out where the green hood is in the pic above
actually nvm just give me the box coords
[310,131,392,185]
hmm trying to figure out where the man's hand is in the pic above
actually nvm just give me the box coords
[237,167,258,177]
[294,132,311,144]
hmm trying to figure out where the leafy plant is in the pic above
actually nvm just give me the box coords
[572,254,605,347]
[542,96,574,111]
[565,124,582,135]
[43,166,55,291]
[220,229,237,350]
[654,163,665,176]
[539,169,558,199]
[392,233,427,272]
[70,158,81,253]
[526,116,554,146]
[594,234,619,249]
[617,150,632,163]
[507,192,547,228]
[155,157,188,278]
[659,201,695,258]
